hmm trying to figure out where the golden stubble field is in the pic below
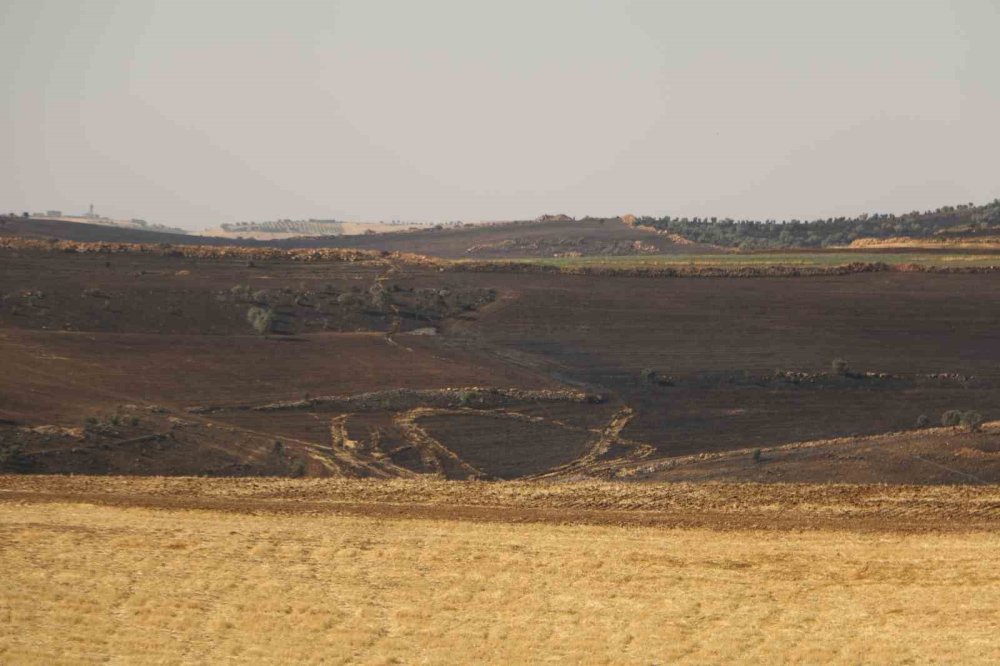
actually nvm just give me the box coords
[2,478,999,664]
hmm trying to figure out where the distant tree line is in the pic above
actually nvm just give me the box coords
[634,200,1000,249]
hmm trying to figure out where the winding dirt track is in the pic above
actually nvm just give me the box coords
[2,476,997,534]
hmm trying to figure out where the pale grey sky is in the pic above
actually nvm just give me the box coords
[2,0,998,230]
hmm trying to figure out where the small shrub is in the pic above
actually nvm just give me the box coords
[960,411,984,432]
[831,359,850,375]
[368,285,391,310]
[752,448,762,463]
[229,284,253,301]
[640,368,658,385]
[0,443,23,470]
[916,414,930,428]
[941,409,963,427]
[288,458,307,478]
[246,306,275,335]
[83,412,134,434]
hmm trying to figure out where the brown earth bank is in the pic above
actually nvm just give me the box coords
[617,424,1000,484]
[2,475,998,533]
[3,240,1000,481]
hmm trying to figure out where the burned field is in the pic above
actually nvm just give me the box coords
[1,239,999,483]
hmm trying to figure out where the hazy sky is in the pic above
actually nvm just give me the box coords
[2,1,999,230]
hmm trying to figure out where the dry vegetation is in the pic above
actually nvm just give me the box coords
[849,236,1000,250]
[1,480,998,664]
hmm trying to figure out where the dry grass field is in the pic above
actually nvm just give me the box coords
[2,477,999,664]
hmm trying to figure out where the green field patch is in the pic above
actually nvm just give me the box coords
[478,252,1000,269]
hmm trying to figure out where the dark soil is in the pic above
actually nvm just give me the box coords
[2,235,1000,482]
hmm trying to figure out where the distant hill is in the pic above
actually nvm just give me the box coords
[205,219,345,240]
[18,214,189,235]
[202,219,444,240]
[267,216,723,258]
[0,216,244,246]
[0,214,721,257]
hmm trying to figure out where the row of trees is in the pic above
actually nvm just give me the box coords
[635,200,1000,249]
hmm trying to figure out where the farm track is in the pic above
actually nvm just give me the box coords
[240,399,646,480]
[374,258,408,349]
[391,408,487,478]
[529,406,655,480]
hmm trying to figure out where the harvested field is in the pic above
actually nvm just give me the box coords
[1,478,998,664]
